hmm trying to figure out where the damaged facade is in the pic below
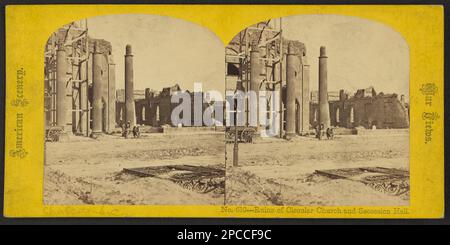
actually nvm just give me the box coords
[310,87,410,129]
[44,21,116,137]
[225,20,310,137]
[116,84,213,127]
[45,19,409,140]
[225,20,408,136]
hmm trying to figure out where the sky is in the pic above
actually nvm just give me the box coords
[88,14,225,93]
[86,14,409,97]
[282,14,409,97]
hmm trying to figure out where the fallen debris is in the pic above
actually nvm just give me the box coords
[123,164,225,194]
[314,167,409,197]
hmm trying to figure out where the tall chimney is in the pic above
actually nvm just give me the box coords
[318,46,330,129]
[125,44,136,127]
[249,41,260,128]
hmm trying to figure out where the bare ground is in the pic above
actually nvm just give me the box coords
[45,130,409,206]
[44,133,225,205]
[225,131,409,206]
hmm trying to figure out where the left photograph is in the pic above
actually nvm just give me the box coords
[43,14,226,205]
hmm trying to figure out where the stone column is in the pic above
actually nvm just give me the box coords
[145,88,152,125]
[295,51,303,135]
[91,42,103,137]
[44,66,52,128]
[72,46,80,134]
[108,57,116,133]
[101,57,108,133]
[338,90,346,127]
[80,54,88,136]
[125,44,136,127]
[249,41,260,128]
[318,46,330,129]
[285,42,298,138]
[301,62,310,135]
[56,42,69,132]
[273,59,281,137]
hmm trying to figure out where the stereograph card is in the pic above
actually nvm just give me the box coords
[3,4,444,218]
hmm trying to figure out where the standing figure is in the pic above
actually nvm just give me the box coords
[122,120,131,138]
[320,123,325,139]
[121,123,126,138]
[316,123,326,140]
[316,124,324,140]
[132,125,140,138]
[326,127,334,140]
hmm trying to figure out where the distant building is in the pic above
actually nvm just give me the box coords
[310,87,409,129]
[116,84,214,127]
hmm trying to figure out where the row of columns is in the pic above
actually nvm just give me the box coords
[55,41,326,139]
[246,41,312,138]
[92,43,135,137]
[263,43,328,138]
[54,41,121,138]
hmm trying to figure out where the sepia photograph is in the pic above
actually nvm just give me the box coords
[44,13,409,207]
[2,2,446,226]
[43,14,226,205]
[224,15,410,206]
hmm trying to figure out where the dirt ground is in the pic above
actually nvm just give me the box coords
[45,130,409,206]
[44,132,225,205]
[225,130,409,206]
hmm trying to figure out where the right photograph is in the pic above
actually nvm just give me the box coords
[224,15,410,206]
